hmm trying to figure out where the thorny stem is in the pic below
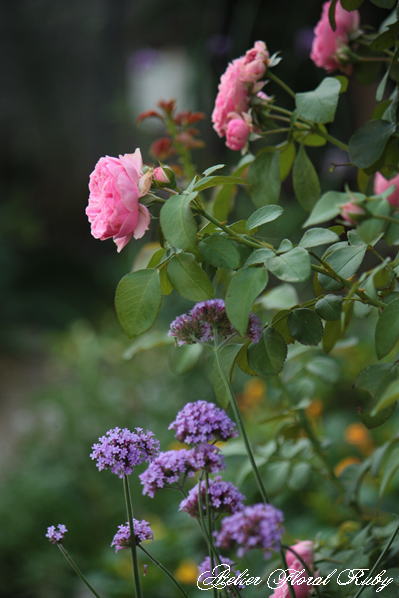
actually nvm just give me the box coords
[123,476,143,598]
[138,545,189,598]
[57,544,103,598]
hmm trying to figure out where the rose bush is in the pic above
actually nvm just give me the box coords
[47,1,399,597]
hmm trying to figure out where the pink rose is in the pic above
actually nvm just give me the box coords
[310,1,360,73]
[153,166,169,184]
[340,201,365,225]
[212,41,269,143]
[374,172,399,207]
[226,118,251,151]
[86,149,151,252]
[271,541,315,598]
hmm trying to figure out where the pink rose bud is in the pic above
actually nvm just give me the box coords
[340,201,365,225]
[225,118,251,151]
[152,166,175,187]
[86,149,151,252]
[374,172,399,207]
[310,1,360,73]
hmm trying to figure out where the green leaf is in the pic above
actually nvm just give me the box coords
[341,0,364,8]
[249,151,281,207]
[244,248,275,266]
[323,319,342,352]
[370,0,395,7]
[194,175,245,191]
[372,379,399,415]
[209,344,241,408]
[293,145,321,211]
[225,267,268,335]
[259,284,298,310]
[288,309,323,345]
[199,235,241,269]
[349,120,395,168]
[295,78,341,124]
[304,191,352,227]
[115,269,162,338]
[123,330,173,360]
[315,294,343,320]
[267,247,311,282]
[325,244,367,280]
[328,0,338,29]
[306,355,340,383]
[279,142,296,180]
[203,164,225,176]
[170,344,203,374]
[248,327,287,376]
[160,193,197,250]
[357,198,390,244]
[212,184,236,221]
[247,205,284,229]
[375,298,399,358]
[167,253,214,301]
[299,227,339,248]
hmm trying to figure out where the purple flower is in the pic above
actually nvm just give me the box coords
[90,427,160,478]
[198,556,244,590]
[191,444,225,473]
[111,518,153,551]
[179,477,245,518]
[45,524,68,544]
[215,503,284,558]
[140,445,225,497]
[168,299,262,346]
[169,400,237,445]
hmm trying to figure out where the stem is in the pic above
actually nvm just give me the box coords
[197,207,273,250]
[205,472,218,598]
[373,213,399,225]
[138,545,189,598]
[315,127,349,152]
[260,127,290,137]
[353,520,399,598]
[57,544,103,598]
[268,71,296,99]
[123,476,143,598]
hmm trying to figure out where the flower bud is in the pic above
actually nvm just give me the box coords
[340,201,366,225]
[225,118,251,151]
[374,172,399,207]
[152,166,175,187]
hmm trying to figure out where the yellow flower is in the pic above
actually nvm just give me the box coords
[174,560,199,584]
[345,423,373,455]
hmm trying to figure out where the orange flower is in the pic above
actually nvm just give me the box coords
[174,560,198,584]
[334,456,360,477]
[306,399,323,419]
[345,423,373,455]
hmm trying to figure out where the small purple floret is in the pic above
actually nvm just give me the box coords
[90,427,160,478]
[45,524,68,544]
[111,519,153,551]
[215,503,284,558]
[198,555,244,589]
[179,476,245,518]
[169,400,237,445]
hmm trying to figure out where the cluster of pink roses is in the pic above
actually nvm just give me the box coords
[212,40,269,151]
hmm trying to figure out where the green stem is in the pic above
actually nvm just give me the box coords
[138,545,189,598]
[353,520,399,598]
[213,345,295,598]
[205,472,218,598]
[373,213,399,225]
[268,71,296,99]
[57,544,103,598]
[123,476,143,598]
[197,207,273,249]
[315,127,349,152]
[260,127,290,137]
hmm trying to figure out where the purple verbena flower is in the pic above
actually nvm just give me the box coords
[191,444,225,473]
[198,556,244,590]
[139,449,198,497]
[169,400,237,445]
[215,503,284,558]
[90,427,160,478]
[45,524,68,544]
[111,518,153,551]
[168,299,262,346]
[179,477,245,518]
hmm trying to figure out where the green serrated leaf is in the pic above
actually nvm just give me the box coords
[226,267,268,335]
[115,269,162,338]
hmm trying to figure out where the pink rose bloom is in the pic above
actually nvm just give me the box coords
[310,1,360,73]
[340,201,365,225]
[226,118,251,151]
[86,149,151,252]
[271,541,314,598]
[374,172,399,207]
[212,41,269,141]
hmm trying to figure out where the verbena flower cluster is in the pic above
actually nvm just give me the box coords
[169,400,237,444]
[216,503,284,558]
[111,518,153,551]
[180,477,245,517]
[139,445,224,497]
[90,427,160,478]
[168,299,262,346]
[198,555,244,589]
[45,524,68,544]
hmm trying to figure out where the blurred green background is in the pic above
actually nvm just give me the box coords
[0,1,390,597]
